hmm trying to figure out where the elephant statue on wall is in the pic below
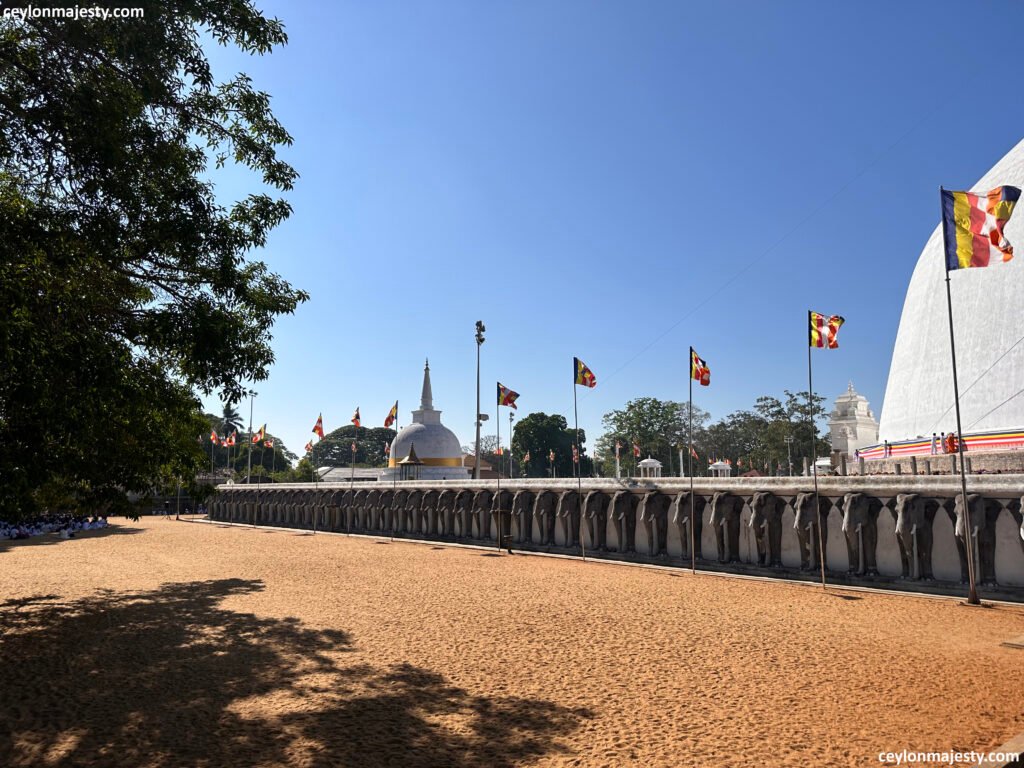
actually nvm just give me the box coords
[533,490,558,546]
[793,492,829,572]
[1016,497,1024,557]
[437,489,455,537]
[473,489,493,539]
[638,491,672,557]
[391,489,408,533]
[892,494,938,580]
[841,492,883,576]
[420,488,440,535]
[608,491,632,554]
[953,494,1001,586]
[584,490,611,551]
[353,489,370,531]
[364,488,381,531]
[709,491,744,564]
[671,491,706,560]
[404,489,422,535]
[512,489,535,544]
[492,489,514,546]
[377,489,394,532]
[454,489,475,538]
[748,491,785,568]
[557,490,582,548]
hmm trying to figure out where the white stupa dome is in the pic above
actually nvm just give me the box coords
[879,138,1024,441]
[381,360,469,481]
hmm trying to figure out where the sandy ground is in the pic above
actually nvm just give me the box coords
[1,518,1023,768]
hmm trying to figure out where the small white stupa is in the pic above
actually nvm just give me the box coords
[380,360,470,482]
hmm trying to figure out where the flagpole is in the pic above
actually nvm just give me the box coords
[245,392,255,486]
[496,387,502,554]
[940,187,980,605]
[573,377,586,561]
[391,413,398,542]
[807,314,826,590]
[688,347,695,575]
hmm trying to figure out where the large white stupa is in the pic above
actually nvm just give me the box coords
[879,139,1024,441]
[380,360,470,481]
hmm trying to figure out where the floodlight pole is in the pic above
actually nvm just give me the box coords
[474,321,485,479]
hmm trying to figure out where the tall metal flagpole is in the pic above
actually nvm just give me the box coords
[496,386,503,553]
[245,392,255,486]
[939,187,980,604]
[808,313,826,590]
[688,348,695,575]
[573,378,586,561]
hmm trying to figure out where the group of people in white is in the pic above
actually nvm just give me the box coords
[1,515,109,541]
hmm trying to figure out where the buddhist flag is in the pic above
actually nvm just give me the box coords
[227,431,237,447]
[572,444,579,464]
[615,440,622,459]
[264,439,274,448]
[690,445,698,460]
[384,443,391,457]
[497,382,519,409]
[941,186,1021,270]
[496,446,504,456]
[523,450,530,463]
[809,311,844,349]
[573,357,597,388]
[350,441,357,453]
[312,413,324,439]
[549,449,555,462]
[252,424,266,444]
[632,442,641,458]
[304,440,313,453]
[351,408,361,428]
[384,401,398,428]
[209,428,218,444]
[690,348,710,386]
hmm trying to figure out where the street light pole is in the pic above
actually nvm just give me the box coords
[474,321,485,480]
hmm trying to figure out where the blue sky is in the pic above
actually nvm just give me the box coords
[200,0,1024,460]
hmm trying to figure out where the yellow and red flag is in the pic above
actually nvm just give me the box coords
[941,186,1020,269]
[573,357,597,388]
[690,348,710,386]
[264,439,274,448]
[523,450,530,463]
[690,445,698,460]
[384,401,398,428]
[809,311,844,349]
[548,449,555,462]
[304,440,313,453]
[351,408,361,428]
[227,431,237,447]
[312,413,324,439]
[497,382,519,409]
[632,441,641,458]
[572,444,579,464]
[251,424,266,444]
[209,428,218,444]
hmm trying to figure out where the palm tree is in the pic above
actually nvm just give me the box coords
[221,403,241,435]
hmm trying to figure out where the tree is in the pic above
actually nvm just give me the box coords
[0,4,306,518]
[510,412,591,478]
[315,426,396,468]
[597,398,710,477]
[221,404,243,437]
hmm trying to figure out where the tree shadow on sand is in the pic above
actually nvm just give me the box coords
[0,579,592,767]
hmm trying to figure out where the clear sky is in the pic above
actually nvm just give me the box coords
[200,0,1024,461]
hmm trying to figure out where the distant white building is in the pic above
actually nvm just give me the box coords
[829,382,879,458]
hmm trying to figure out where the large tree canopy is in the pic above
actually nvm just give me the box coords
[0,3,306,518]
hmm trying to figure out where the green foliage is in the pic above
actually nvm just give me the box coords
[0,4,305,518]
[510,412,591,478]
[314,426,397,468]
[596,398,710,477]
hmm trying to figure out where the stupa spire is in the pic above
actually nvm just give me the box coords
[421,358,433,410]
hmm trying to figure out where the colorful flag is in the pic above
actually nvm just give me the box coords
[496,446,504,456]
[209,428,218,444]
[384,443,391,456]
[350,440,357,453]
[228,430,237,446]
[615,440,622,459]
[573,357,597,388]
[251,424,266,444]
[523,450,530,463]
[384,401,398,428]
[351,408,361,428]
[497,382,520,409]
[941,186,1021,269]
[632,442,641,458]
[809,311,845,349]
[690,445,698,460]
[312,413,324,439]
[264,439,274,448]
[690,348,710,386]
[304,440,313,453]
[549,449,555,462]
[572,444,579,464]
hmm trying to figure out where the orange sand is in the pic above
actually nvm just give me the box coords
[1,518,1022,767]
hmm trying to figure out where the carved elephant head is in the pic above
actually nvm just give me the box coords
[953,493,986,539]
[709,491,742,527]
[584,490,610,518]
[843,492,880,534]
[748,491,783,530]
